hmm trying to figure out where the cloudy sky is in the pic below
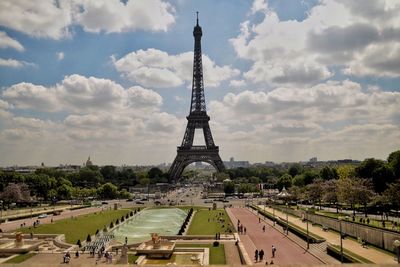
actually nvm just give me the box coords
[1,0,400,166]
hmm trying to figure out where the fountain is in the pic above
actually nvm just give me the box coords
[112,208,187,244]
[136,233,175,258]
[14,232,24,247]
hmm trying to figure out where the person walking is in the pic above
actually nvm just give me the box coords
[255,249,259,262]
[244,227,247,234]
[272,245,276,258]
[259,249,265,261]
[262,225,266,232]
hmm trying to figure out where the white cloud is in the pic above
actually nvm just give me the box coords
[231,0,400,85]
[2,74,163,114]
[75,0,175,33]
[0,58,35,68]
[2,82,59,111]
[0,0,73,39]
[251,0,268,14]
[0,99,11,110]
[113,48,240,88]
[0,31,24,51]
[229,79,246,87]
[208,80,400,161]
[56,52,65,61]
[0,0,176,39]
[344,43,400,77]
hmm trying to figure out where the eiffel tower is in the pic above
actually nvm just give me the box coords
[169,13,225,180]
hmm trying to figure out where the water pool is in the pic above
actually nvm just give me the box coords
[112,208,187,244]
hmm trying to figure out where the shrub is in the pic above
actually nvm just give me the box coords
[116,219,119,225]
[110,222,114,228]
[86,234,91,242]
[77,239,82,247]
[213,241,219,247]
[95,229,99,235]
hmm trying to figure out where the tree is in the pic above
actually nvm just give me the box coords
[356,158,395,192]
[382,182,400,210]
[148,167,163,179]
[78,167,103,187]
[119,189,132,199]
[277,174,292,190]
[305,180,323,209]
[237,183,258,193]
[320,166,338,180]
[303,171,319,185]
[139,178,150,187]
[337,178,358,215]
[0,183,30,203]
[215,172,230,182]
[322,180,339,212]
[224,181,235,194]
[388,150,400,178]
[336,165,355,180]
[100,165,117,181]
[292,175,305,187]
[97,183,118,199]
[57,184,73,200]
[337,177,374,216]
[288,163,302,177]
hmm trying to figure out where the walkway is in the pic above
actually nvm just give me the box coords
[259,205,396,264]
[227,207,323,265]
[224,241,243,266]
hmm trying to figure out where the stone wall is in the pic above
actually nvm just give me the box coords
[272,206,400,251]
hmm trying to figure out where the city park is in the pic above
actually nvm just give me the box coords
[1,12,400,267]
[0,149,400,265]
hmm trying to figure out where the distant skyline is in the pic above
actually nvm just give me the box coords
[0,0,399,166]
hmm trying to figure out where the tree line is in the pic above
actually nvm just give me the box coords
[0,165,169,206]
[221,150,400,213]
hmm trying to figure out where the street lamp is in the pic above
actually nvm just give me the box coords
[394,240,400,264]
[306,208,309,250]
[339,216,344,263]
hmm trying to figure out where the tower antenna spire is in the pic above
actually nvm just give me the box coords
[196,11,199,25]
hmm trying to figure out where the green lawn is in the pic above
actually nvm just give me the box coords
[127,254,139,264]
[186,209,235,235]
[330,244,373,263]
[19,209,132,244]
[4,253,36,264]
[176,243,226,264]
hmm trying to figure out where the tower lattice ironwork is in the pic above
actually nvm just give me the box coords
[169,13,225,180]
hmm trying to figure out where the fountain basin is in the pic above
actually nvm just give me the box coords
[112,208,187,244]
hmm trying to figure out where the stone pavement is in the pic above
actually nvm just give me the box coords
[227,207,323,265]
[259,205,397,264]
[224,241,243,266]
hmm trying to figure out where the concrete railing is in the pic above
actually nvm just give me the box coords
[271,205,400,252]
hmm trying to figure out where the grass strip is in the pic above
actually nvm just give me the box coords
[4,253,36,264]
[176,243,226,264]
[20,209,132,244]
[328,244,373,263]
[186,209,235,235]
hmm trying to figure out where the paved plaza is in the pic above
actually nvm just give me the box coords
[227,207,323,265]
[259,205,397,264]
